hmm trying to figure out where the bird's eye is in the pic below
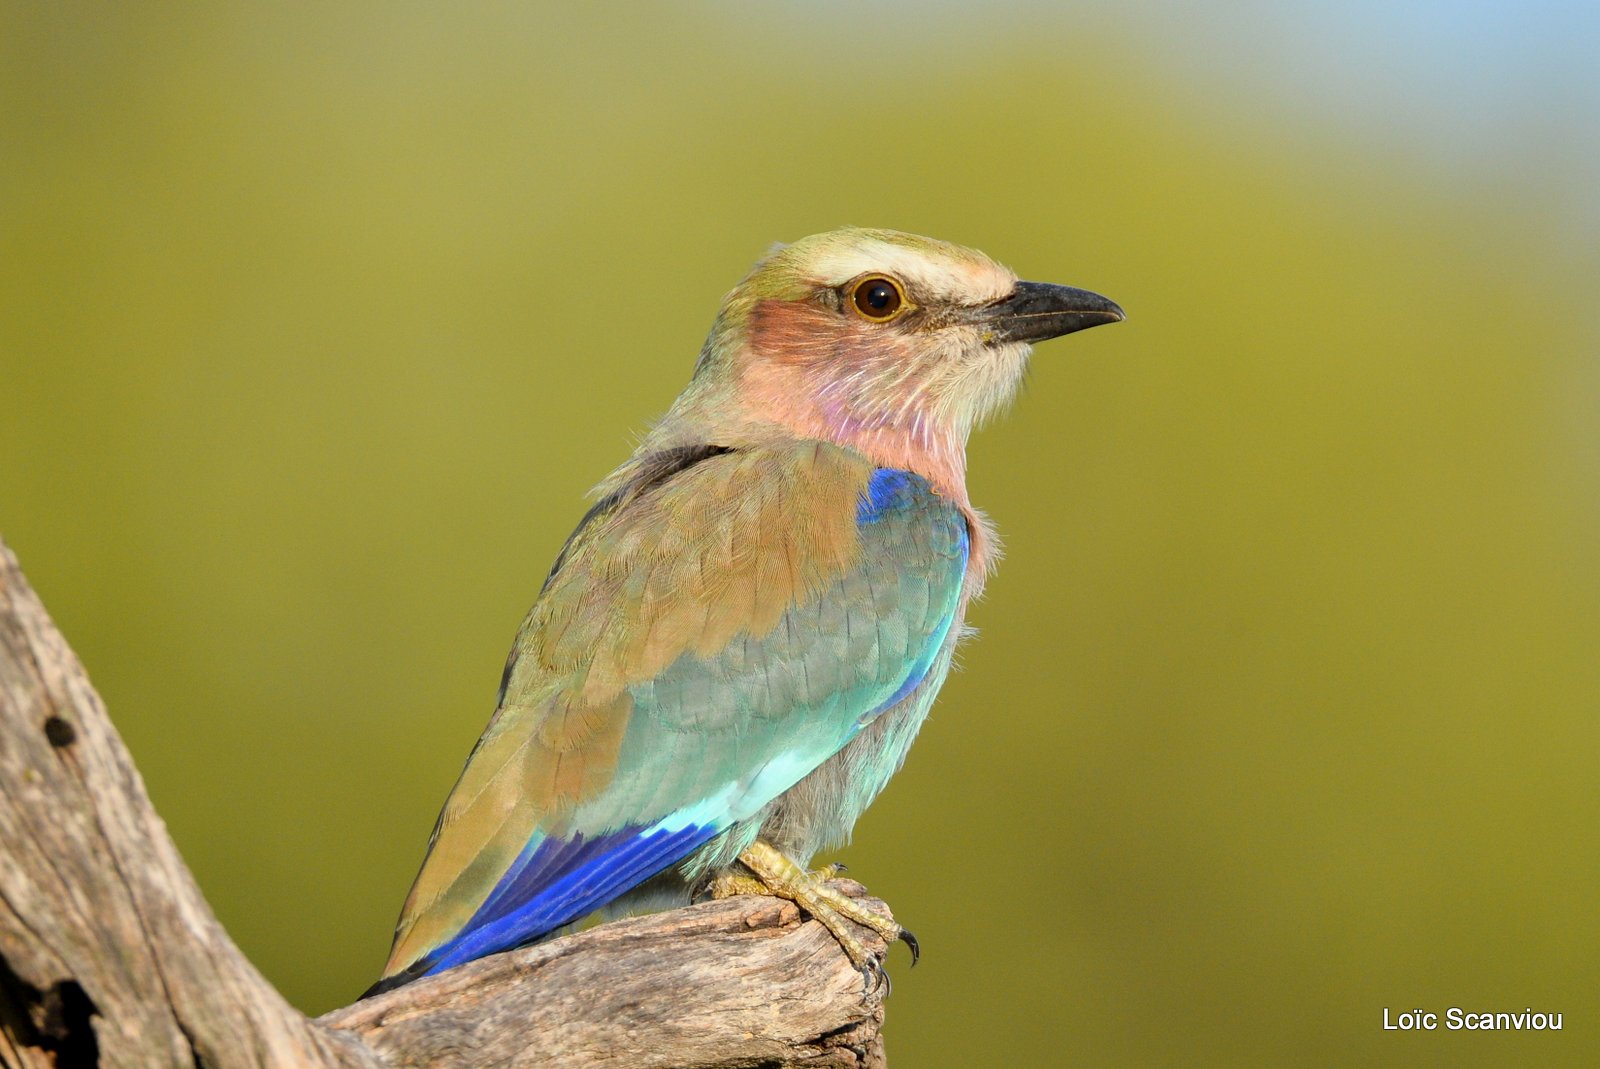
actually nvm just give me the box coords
[850,276,906,321]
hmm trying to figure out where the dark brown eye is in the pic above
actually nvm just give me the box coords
[850,276,905,321]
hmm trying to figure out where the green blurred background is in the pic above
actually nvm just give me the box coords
[4,3,1597,1065]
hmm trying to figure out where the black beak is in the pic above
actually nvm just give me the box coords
[978,281,1125,344]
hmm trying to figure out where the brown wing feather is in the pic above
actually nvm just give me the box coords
[383,441,871,975]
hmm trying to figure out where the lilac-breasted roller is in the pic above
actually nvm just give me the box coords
[368,228,1122,995]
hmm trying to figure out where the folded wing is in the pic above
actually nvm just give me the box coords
[377,442,968,986]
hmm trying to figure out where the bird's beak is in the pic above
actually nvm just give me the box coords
[977,281,1125,344]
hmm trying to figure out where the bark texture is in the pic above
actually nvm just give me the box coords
[0,536,890,1068]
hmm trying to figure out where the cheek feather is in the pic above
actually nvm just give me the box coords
[732,293,1020,506]
[743,297,1022,436]
[744,298,917,424]
[746,298,845,365]
[931,337,1030,434]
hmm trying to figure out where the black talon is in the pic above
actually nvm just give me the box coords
[898,927,921,966]
[853,955,894,998]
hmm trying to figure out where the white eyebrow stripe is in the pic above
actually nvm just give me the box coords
[804,238,1017,305]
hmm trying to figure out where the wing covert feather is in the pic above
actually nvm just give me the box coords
[384,442,967,976]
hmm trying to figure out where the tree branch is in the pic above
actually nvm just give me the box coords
[0,535,889,1068]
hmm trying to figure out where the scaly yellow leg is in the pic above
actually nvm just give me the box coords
[711,840,918,990]
[709,860,845,898]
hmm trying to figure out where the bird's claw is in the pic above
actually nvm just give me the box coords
[898,926,920,966]
[858,957,893,997]
[733,841,915,997]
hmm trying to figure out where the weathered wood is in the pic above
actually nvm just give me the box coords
[323,894,889,1069]
[0,538,367,1069]
[0,536,890,1068]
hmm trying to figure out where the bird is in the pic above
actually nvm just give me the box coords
[366,228,1122,997]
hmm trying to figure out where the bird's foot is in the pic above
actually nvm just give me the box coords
[709,870,771,897]
[716,840,916,992]
[709,860,842,898]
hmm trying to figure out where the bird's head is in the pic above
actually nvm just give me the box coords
[663,227,1123,496]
